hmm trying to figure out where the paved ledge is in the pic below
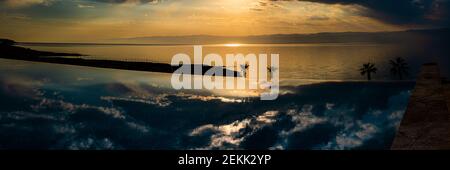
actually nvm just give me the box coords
[391,63,450,150]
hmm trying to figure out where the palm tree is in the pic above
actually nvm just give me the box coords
[390,57,409,80]
[240,63,249,78]
[360,62,377,81]
[267,66,278,80]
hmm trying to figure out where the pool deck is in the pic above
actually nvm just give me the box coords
[391,63,450,150]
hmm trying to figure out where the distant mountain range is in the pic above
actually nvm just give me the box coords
[109,28,450,45]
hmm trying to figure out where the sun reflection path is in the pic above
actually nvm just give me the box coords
[224,43,242,47]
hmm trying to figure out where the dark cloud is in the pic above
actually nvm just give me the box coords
[270,0,450,26]
[308,15,330,21]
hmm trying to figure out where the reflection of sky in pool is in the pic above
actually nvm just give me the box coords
[0,59,414,149]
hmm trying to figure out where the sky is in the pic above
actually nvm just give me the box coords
[0,0,449,42]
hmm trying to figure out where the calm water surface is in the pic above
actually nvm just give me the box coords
[21,43,450,80]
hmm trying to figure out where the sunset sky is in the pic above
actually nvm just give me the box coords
[1,0,448,42]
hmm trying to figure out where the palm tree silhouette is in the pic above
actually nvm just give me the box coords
[360,62,377,81]
[267,66,277,80]
[390,57,409,80]
[240,63,249,78]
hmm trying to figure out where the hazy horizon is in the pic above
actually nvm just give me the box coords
[6,27,445,45]
[6,28,431,42]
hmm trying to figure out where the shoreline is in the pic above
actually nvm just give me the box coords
[0,45,241,77]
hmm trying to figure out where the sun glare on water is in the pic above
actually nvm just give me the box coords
[224,43,241,47]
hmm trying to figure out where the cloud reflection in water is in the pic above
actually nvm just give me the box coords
[0,60,414,150]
